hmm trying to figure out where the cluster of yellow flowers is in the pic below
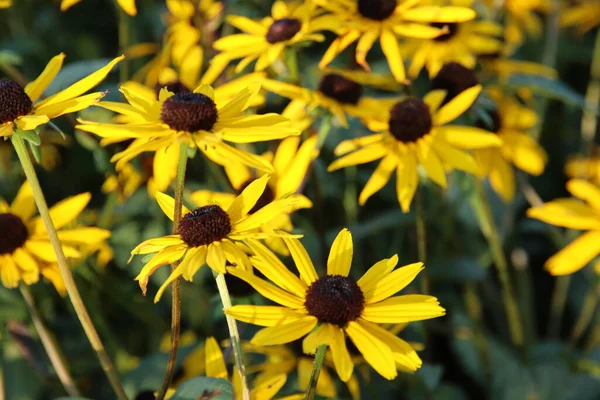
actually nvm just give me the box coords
[0,0,599,399]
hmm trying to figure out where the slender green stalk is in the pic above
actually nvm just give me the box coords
[213,271,250,400]
[474,180,523,346]
[549,276,571,338]
[20,286,80,397]
[285,48,299,83]
[305,344,327,400]
[116,3,130,82]
[316,114,332,150]
[0,324,5,400]
[10,134,128,400]
[570,283,600,346]
[415,186,429,294]
[156,143,189,400]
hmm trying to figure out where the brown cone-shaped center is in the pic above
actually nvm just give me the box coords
[237,179,275,214]
[0,79,33,124]
[305,275,365,327]
[160,92,218,133]
[431,62,478,105]
[154,80,192,98]
[388,98,432,143]
[357,0,397,21]
[0,213,29,255]
[318,74,363,105]
[178,205,232,247]
[476,109,502,133]
[431,23,459,42]
[266,18,302,44]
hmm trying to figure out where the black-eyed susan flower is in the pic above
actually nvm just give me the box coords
[225,229,446,381]
[314,0,476,83]
[404,0,503,78]
[130,175,301,302]
[474,90,547,202]
[560,0,600,34]
[61,0,136,15]
[76,82,299,173]
[0,54,123,138]
[192,136,317,255]
[0,181,110,289]
[527,179,600,275]
[204,1,330,84]
[328,85,501,212]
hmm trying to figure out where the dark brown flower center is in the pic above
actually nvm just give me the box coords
[476,109,502,133]
[304,275,365,327]
[178,205,232,247]
[318,74,363,105]
[237,178,275,214]
[431,22,459,42]
[154,80,191,98]
[160,92,218,132]
[357,0,397,21]
[431,62,478,105]
[0,213,29,255]
[266,18,302,44]
[0,79,33,124]
[388,98,432,143]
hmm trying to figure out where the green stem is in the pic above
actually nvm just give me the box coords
[570,283,599,346]
[116,3,130,82]
[20,286,80,397]
[304,344,327,400]
[156,143,189,400]
[316,114,332,150]
[213,271,250,400]
[10,134,128,400]
[474,180,524,346]
[582,28,600,159]
[549,276,571,338]
[285,47,299,83]
[415,186,429,294]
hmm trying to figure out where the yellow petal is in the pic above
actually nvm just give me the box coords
[545,231,600,275]
[526,199,600,230]
[434,85,482,126]
[25,240,80,262]
[117,0,136,16]
[417,141,447,187]
[361,295,446,323]
[226,305,307,327]
[12,248,38,272]
[34,92,106,119]
[154,192,190,221]
[34,193,91,234]
[364,262,424,304]
[567,179,600,211]
[206,242,227,274]
[233,197,299,232]
[152,144,180,193]
[327,228,353,277]
[357,255,399,294]
[227,267,304,308]
[328,142,388,171]
[9,181,36,221]
[0,255,20,288]
[251,374,287,400]
[227,174,270,223]
[276,135,318,197]
[251,316,318,346]
[15,115,49,131]
[204,337,228,379]
[282,237,319,285]
[24,53,65,102]
[134,245,186,294]
[437,126,502,149]
[329,326,354,382]
[358,153,397,205]
[380,29,406,83]
[401,6,476,23]
[345,321,397,380]
[355,29,379,71]
[396,153,418,213]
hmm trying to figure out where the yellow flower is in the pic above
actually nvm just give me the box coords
[565,152,600,186]
[474,90,547,202]
[61,0,136,16]
[0,0,11,8]
[404,0,503,78]
[102,162,146,203]
[527,179,600,275]
[0,181,110,289]
[315,0,476,82]
[0,54,123,138]
[560,0,600,34]
[0,129,69,173]
[225,228,446,381]
[130,175,301,302]
[204,1,330,84]
[483,0,545,52]
[329,85,501,212]
[192,135,318,255]
[76,81,299,174]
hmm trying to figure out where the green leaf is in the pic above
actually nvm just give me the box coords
[15,129,41,146]
[29,141,43,164]
[169,377,234,400]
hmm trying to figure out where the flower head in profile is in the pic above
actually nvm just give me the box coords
[76,82,298,173]
[225,229,446,381]
[527,179,600,275]
[315,0,476,82]
[0,181,110,289]
[130,175,301,302]
[0,54,123,138]
[329,85,501,212]
[61,0,136,16]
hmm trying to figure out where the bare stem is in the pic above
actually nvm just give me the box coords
[416,186,428,294]
[20,286,80,397]
[11,134,128,400]
[570,283,599,346]
[304,344,327,400]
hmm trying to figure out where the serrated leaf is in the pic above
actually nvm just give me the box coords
[169,377,234,400]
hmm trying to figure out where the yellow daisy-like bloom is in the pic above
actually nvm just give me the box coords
[314,0,476,83]
[204,1,330,84]
[527,179,600,275]
[102,161,146,203]
[404,0,503,78]
[0,54,123,138]
[61,0,136,16]
[565,152,600,186]
[192,135,318,255]
[328,85,501,212]
[0,181,110,289]
[226,229,446,381]
[474,91,547,202]
[130,175,301,302]
[76,82,299,174]
[560,0,600,34]
[483,0,544,52]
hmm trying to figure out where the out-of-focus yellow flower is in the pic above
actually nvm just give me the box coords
[484,0,545,52]
[0,129,69,173]
[566,151,600,186]
[560,0,600,35]
[61,0,136,16]
[0,0,11,8]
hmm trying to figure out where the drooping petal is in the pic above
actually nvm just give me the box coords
[327,228,353,277]
[433,85,482,126]
[527,199,600,230]
[396,153,418,213]
[134,245,187,294]
[359,153,397,205]
[566,179,600,211]
[226,305,307,327]
[282,237,319,285]
[205,337,228,379]
[545,231,600,276]
[33,193,91,234]
[380,29,406,83]
[251,316,318,346]
[154,192,191,221]
[329,326,354,382]
[345,321,397,380]
[206,242,227,274]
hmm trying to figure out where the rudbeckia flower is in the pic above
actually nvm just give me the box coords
[328,85,501,212]
[61,0,136,16]
[76,82,299,173]
[203,1,330,84]
[474,90,547,202]
[0,54,123,138]
[192,135,318,255]
[527,179,600,275]
[130,175,301,302]
[314,0,476,82]
[225,229,446,381]
[560,0,600,34]
[0,181,110,289]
